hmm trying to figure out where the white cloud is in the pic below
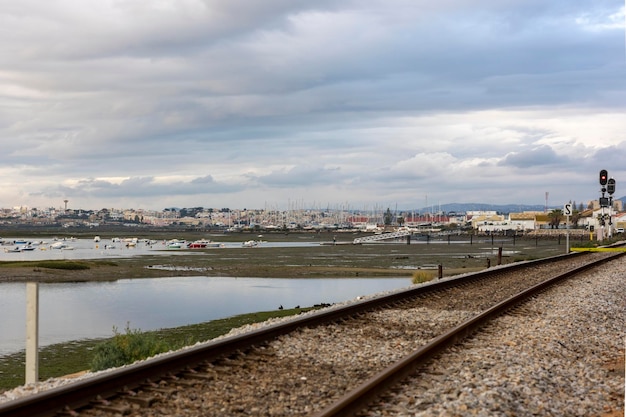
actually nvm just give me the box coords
[0,0,624,210]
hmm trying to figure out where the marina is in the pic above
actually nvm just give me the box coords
[0,236,318,261]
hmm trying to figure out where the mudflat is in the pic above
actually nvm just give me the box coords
[0,236,566,283]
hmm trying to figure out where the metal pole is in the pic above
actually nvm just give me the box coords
[26,282,39,384]
[566,214,570,254]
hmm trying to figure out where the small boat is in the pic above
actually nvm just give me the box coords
[187,241,208,249]
[207,242,225,248]
[50,241,68,249]
[167,239,185,249]
[187,239,223,249]
[3,245,35,252]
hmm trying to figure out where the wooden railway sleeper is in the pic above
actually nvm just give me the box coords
[89,395,132,415]
[93,404,131,415]
[141,386,177,396]
[181,371,216,381]
[119,389,158,407]
[123,394,157,407]
[217,357,247,367]
[171,379,199,387]
[55,406,80,417]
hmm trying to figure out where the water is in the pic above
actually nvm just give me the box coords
[0,276,411,356]
[0,238,319,262]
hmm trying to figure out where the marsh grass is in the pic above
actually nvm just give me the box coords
[0,307,313,391]
[90,324,187,371]
[0,260,92,270]
[34,261,91,270]
[412,270,437,284]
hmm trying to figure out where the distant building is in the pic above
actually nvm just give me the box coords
[509,212,540,231]
[466,211,505,231]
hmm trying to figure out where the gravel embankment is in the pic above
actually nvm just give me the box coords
[363,257,625,416]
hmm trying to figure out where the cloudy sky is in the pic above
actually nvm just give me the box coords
[1,1,625,211]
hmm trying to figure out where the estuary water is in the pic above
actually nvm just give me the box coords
[0,237,319,262]
[0,276,411,356]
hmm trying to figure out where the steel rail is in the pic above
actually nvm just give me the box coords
[312,251,625,417]
[0,252,587,417]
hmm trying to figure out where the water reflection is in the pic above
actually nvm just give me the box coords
[0,276,410,355]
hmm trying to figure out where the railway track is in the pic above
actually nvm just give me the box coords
[0,250,621,416]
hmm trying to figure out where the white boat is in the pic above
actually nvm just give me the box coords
[50,241,68,249]
[3,244,35,252]
[167,239,185,249]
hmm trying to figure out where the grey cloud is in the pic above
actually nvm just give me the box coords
[592,144,626,168]
[0,0,624,210]
[48,175,242,199]
[254,165,343,187]
[500,146,564,168]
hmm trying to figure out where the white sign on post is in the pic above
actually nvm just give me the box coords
[563,203,573,216]
[564,203,572,254]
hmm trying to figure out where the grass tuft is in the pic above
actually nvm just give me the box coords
[412,270,436,284]
[90,323,190,371]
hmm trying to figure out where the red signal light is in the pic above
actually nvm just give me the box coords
[599,169,608,186]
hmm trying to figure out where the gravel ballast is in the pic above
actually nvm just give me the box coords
[363,257,625,416]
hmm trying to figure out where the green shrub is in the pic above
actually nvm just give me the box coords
[412,270,436,284]
[90,324,184,371]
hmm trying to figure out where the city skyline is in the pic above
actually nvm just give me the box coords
[1,1,624,211]
[1,195,616,216]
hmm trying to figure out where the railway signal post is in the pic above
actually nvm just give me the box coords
[598,169,609,242]
[564,203,572,253]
